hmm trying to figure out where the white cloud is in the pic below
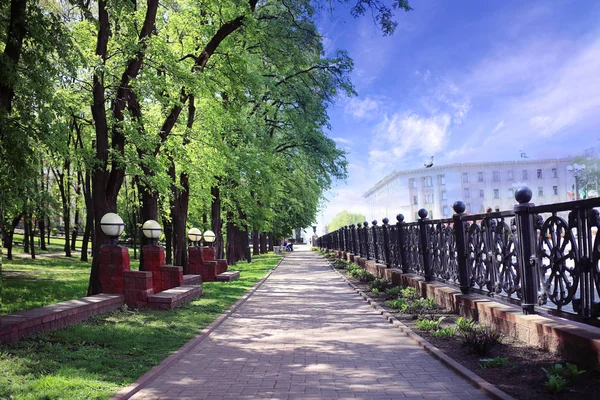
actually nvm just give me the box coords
[332,137,353,144]
[492,120,505,134]
[368,112,451,170]
[344,97,380,119]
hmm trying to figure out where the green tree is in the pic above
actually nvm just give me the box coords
[328,210,366,232]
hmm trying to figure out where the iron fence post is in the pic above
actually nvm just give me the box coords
[363,221,370,260]
[514,186,540,314]
[396,214,408,273]
[418,209,432,281]
[349,224,355,254]
[452,201,470,294]
[372,220,379,262]
[382,218,391,267]
[357,223,363,257]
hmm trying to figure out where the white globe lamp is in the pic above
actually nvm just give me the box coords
[100,213,125,245]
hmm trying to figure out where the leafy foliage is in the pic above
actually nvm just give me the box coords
[327,210,367,232]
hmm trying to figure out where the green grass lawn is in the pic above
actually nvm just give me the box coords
[0,252,282,400]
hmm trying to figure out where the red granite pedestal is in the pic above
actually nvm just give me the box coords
[99,245,130,294]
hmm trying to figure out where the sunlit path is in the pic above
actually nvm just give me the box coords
[129,248,490,399]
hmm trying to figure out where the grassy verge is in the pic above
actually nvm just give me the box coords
[1,256,91,315]
[0,253,282,399]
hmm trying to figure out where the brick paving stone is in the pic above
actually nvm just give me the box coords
[128,248,491,399]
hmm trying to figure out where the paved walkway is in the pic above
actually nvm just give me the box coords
[129,248,490,400]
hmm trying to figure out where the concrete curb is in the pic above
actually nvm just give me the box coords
[111,255,287,400]
[327,260,515,400]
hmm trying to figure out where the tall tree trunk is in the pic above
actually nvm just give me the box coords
[269,232,274,251]
[226,216,235,265]
[23,215,29,253]
[27,215,35,260]
[259,232,267,254]
[80,169,93,262]
[46,215,50,244]
[138,187,159,270]
[0,0,28,113]
[39,217,46,250]
[163,216,172,265]
[6,214,21,260]
[252,230,259,255]
[39,163,47,250]
[211,184,223,259]
[71,207,79,251]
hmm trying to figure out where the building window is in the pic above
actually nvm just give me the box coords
[507,170,513,180]
[493,171,499,181]
[522,170,528,180]
[462,172,469,183]
[463,188,470,198]
[466,203,471,213]
[508,188,514,198]
[424,176,433,187]
[441,190,447,200]
[537,169,543,179]
[413,195,418,205]
[538,186,544,196]
[479,189,484,198]
[553,186,558,195]
[552,168,557,178]
[411,178,417,188]
[424,194,434,204]
[494,189,499,199]
[478,172,484,182]
[439,174,446,185]
[443,205,449,216]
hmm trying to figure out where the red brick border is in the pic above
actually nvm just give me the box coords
[111,255,287,400]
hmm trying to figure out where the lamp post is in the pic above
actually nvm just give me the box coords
[567,163,586,200]
[100,213,125,245]
[142,220,162,245]
[98,213,129,294]
[203,230,216,247]
[188,228,202,246]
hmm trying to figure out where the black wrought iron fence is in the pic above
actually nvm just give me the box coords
[316,186,600,325]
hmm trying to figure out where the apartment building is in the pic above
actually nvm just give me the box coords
[364,158,575,223]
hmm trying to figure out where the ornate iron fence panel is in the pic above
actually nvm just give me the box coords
[428,221,458,283]
[388,225,399,268]
[405,224,423,274]
[494,219,521,299]
[366,227,375,260]
[375,225,385,263]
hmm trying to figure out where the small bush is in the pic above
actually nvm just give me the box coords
[545,374,568,394]
[388,298,408,311]
[480,357,510,369]
[401,287,419,301]
[371,288,379,295]
[370,278,390,292]
[431,327,456,338]
[542,363,586,394]
[405,298,436,316]
[457,325,502,355]
[415,316,444,331]
[385,286,403,299]
[352,269,375,282]
[456,317,476,332]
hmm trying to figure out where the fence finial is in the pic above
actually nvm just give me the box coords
[418,208,428,220]
[453,201,466,214]
[396,214,404,222]
[515,186,532,204]
[382,217,389,225]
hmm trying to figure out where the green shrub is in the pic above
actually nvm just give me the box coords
[479,357,510,369]
[456,325,502,355]
[542,363,586,394]
[415,316,444,331]
[385,286,403,299]
[456,317,475,332]
[355,269,375,282]
[401,287,419,301]
[431,327,456,338]
[370,278,390,292]
[388,298,408,311]
[371,288,379,295]
[405,298,436,316]
[545,374,568,394]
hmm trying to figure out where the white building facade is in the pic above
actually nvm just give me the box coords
[364,158,575,223]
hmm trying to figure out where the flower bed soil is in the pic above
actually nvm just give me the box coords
[331,260,600,400]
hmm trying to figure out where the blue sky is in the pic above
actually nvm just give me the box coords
[314,0,600,231]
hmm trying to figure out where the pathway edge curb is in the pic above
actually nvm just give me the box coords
[327,261,515,400]
[111,255,287,400]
